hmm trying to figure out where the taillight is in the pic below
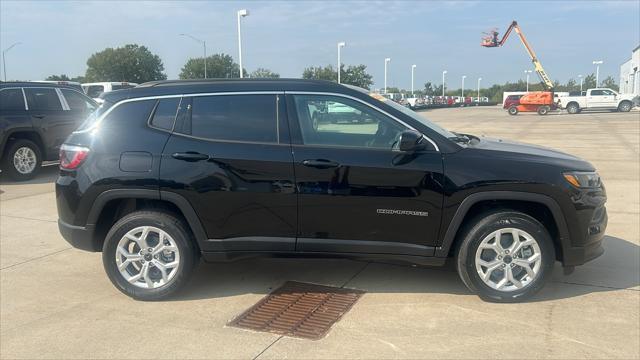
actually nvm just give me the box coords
[59,144,90,170]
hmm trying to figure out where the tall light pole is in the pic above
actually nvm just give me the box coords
[237,9,249,78]
[337,42,346,84]
[179,34,206,79]
[477,77,482,102]
[384,58,391,94]
[442,70,447,97]
[578,74,583,92]
[2,42,21,81]
[461,75,466,98]
[524,70,532,92]
[593,60,603,86]
[411,64,416,96]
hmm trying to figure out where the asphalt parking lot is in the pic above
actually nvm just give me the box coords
[1,107,638,359]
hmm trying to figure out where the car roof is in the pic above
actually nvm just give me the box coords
[100,78,354,104]
[0,81,82,90]
[82,82,138,86]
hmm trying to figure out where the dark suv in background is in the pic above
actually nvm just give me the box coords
[0,82,97,180]
[56,79,607,302]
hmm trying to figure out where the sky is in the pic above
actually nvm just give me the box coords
[1,0,639,90]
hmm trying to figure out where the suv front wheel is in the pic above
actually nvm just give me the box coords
[102,210,199,301]
[456,211,555,302]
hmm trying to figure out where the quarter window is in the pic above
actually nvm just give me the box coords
[150,98,180,130]
[188,95,278,143]
[85,85,104,98]
[61,89,96,112]
[292,95,407,149]
[0,89,25,110]
[24,88,62,111]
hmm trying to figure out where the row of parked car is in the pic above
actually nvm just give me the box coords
[0,81,135,180]
[503,88,637,115]
[383,93,492,110]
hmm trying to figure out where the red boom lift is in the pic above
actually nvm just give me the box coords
[482,21,555,115]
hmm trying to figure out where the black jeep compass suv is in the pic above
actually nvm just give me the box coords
[56,79,607,302]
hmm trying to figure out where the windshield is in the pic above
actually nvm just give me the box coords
[342,84,456,139]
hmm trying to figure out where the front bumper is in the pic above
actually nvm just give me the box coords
[562,205,607,266]
[58,219,98,252]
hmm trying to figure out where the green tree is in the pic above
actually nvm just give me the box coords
[341,64,373,89]
[423,82,435,96]
[601,76,619,91]
[85,44,166,83]
[302,65,336,81]
[250,68,280,78]
[45,74,71,81]
[302,64,373,89]
[179,53,243,79]
[583,73,596,89]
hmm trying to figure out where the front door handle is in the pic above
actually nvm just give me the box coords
[32,114,45,119]
[171,152,210,162]
[302,159,340,169]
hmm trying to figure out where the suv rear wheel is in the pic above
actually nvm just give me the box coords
[456,211,555,302]
[102,210,198,301]
[1,139,42,181]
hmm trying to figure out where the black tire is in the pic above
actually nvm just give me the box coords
[537,106,549,115]
[566,103,579,114]
[618,101,632,112]
[508,106,518,115]
[1,139,42,181]
[455,211,555,302]
[102,210,199,301]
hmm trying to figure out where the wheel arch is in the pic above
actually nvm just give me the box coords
[436,191,570,262]
[87,189,207,252]
[1,129,45,160]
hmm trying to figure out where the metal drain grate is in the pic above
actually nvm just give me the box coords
[229,281,364,340]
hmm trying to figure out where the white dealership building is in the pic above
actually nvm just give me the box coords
[619,45,639,96]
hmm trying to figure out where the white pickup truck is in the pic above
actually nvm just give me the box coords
[558,88,635,114]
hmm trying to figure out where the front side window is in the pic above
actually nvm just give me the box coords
[24,88,62,111]
[188,94,278,143]
[293,95,407,149]
[61,89,96,112]
[0,89,25,110]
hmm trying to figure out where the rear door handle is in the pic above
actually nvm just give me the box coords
[302,159,340,169]
[171,152,210,162]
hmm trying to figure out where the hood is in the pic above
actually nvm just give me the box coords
[467,136,594,170]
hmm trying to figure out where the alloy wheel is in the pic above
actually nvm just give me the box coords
[474,228,542,292]
[115,226,181,289]
[13,146,37,175]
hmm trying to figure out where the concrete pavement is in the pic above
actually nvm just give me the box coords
[1,107,638,359]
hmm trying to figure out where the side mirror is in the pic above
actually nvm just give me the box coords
[398,130,425,152]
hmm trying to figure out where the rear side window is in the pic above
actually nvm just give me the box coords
[188,95,278,143]
[24,88,62,111]
[0,89,25,110]
[150,98,180,130]
[61,89,96,112]
[94,100,155,129]
[590,90,603,96]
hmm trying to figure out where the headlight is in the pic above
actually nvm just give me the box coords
[563,171,601,188]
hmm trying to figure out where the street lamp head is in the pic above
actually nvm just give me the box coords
[238,9,249,17]
[462,75,466,79]
[578,74,583,78]
[478,77,482,81]
[442,70,447,74]
[524,70,532,74]
[592,60,603,65]
[412,64,417,69]
[338,42,346,47]
[385,58,391,63]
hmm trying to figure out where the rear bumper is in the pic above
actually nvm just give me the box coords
[58,219,98,252]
